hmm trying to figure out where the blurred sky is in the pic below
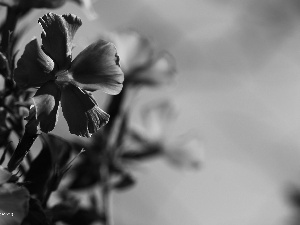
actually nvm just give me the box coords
[14,0,300,224]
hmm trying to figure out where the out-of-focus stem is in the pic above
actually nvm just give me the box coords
[100,160,113,225]
[105,87,127,135]
[1,7,19,54]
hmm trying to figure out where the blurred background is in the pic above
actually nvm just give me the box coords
[14,0,300,224]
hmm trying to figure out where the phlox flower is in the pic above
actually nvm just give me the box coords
[14,13,124,137]
[107,30,176,86]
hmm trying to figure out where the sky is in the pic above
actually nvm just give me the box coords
[14,0,300,224]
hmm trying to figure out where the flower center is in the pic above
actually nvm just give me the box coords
[55,70,73,87]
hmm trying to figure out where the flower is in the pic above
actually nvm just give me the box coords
[106,30,176,87]
[126,100,204,169]
[14,13,124,137]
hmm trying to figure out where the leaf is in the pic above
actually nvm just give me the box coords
[24,137,52,201]
[24,133,72,201]
[40,134,72,195]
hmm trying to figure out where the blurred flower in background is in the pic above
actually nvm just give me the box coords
[123,100,204,170]
[106,30,176,87]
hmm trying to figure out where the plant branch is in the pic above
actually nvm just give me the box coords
[1,7,19,54]
[100,158,113,225]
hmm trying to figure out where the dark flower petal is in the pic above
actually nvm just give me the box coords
[61,84,109,137]
[14,38,54,89]
[0,183,29,225]
[70,40,124,95]
[38,13,82,70]
[32,81,61,133]
[86,107,110,135]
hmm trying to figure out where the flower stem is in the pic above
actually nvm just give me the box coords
[7,128,38,172]
[100,160,113,225]
[105,87,127,134]
[1,7,19,54]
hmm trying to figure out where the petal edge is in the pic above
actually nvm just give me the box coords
[61,84,109,137]
[38,13,82,70]
[70,40,124,95]
[14,38,54,89]
[32,81,61,133]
